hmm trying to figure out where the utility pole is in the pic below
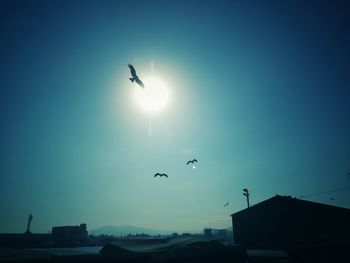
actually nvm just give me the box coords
[243,188,250,208]
[25,214,33,234]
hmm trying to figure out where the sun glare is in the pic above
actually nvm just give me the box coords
[134,76,170,113]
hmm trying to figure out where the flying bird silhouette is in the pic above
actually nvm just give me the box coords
[186,159,198,165]
[154,173,168,178]
[128,64,144,88]
[224,201,229,207]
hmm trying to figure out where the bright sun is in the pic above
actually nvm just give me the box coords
[133,76,170,113]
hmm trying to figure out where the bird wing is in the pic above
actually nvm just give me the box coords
[154,173,159,177]
[186,161,191,165]
[128,64,137,77]
[164,174,168,177]
[135,78,144,88]
[193,159,198,162]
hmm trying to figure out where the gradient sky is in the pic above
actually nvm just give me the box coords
[1,0,350,234]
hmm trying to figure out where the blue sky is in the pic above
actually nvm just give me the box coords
[1,0,350,233]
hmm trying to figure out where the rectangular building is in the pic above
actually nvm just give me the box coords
[51,223,88,245]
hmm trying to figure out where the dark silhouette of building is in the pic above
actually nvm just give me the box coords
[203,228,213,239]
[203,228,231,242]
[213,229,227,241]
[51,223,88,245]
[231,195,350,248]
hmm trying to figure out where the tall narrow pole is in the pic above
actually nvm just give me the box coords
[25,214,33,234]
[243,188,250,208]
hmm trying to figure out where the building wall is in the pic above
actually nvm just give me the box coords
[231,196,350,247]
[51,223,88,245]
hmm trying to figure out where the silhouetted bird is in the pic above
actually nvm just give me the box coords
[186,159,198,165]
[128,64,144,88]
[224,201,229,207]
[154,173,168,178]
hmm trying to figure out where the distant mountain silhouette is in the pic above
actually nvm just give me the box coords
[91,225,173,236]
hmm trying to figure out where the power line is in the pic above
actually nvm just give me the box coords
[300,186,350,199]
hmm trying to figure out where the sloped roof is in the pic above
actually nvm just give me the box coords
[231,195,350,217]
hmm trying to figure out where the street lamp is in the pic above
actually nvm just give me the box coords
[243,188,250,208]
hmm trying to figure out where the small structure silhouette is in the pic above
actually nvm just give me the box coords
[203,228,213,239]
[25,214,33,234]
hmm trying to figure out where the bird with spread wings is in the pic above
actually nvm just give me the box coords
[154,173,168,178]
[128,64,144,88]
[186,159,198,165]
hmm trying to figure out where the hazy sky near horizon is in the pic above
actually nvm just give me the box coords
[1,0,350,233]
